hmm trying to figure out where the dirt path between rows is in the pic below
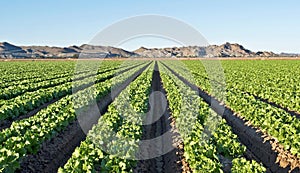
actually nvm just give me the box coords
[133,62,190,173]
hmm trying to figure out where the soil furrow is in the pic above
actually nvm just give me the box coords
[17,63,151,173]
[133,62,188,173]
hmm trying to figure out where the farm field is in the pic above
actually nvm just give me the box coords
[0,59,299,173]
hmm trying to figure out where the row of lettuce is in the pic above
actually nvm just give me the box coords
[59,63,153,172]
[0,61,78,86]
[164,60,300,158]
[0,61,113,84]
[0,61,144,122]
[0,60,138,100]
[0,60,281,172]
[58,62,265,173]
[158,63,266,173]
[222,60,300,113]
[0,61,150,172]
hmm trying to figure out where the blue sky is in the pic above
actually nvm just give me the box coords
[1,0,299,53]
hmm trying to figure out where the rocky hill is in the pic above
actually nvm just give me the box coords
[0,42,138,58]
[134,42,277,58]
[0,42,26,58]
[79,44,137,58]
[0,42,281,58]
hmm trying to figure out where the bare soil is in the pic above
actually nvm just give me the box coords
[133,62,190,173]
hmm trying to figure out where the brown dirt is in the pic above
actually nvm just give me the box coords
[133,62,190,173]
[172,122,192,173]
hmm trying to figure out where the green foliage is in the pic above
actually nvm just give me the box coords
[59,63,153,172]
[159,61,266,172]
[174,60,300,157]
[0,61,149,172]
[231,158,266,173]
[1,59,297,172]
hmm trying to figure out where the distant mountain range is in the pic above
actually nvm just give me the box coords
[0,42,137,58]
[0,42,298,58]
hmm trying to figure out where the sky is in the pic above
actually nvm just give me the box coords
[1,0,299,53]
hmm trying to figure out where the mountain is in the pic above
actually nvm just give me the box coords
[279,52,300,57]
[0,42,27,58]
[134,42,277,58]
[0,42,138,58]
[0,42,283,59]
[79,44,137,58]
[20,45,79,58]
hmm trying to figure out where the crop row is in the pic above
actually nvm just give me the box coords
[59,63,153,172]
[0,61,136,100]
[158,62,266,173]
[0,62,144,122]
[0,60,127,89]
[183,60,300,115]
[0,60,140,89]
[164,60,300,158]
[0,62,150,172]
[0,61,77,83]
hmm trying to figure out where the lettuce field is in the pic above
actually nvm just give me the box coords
[0,59,299,173]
